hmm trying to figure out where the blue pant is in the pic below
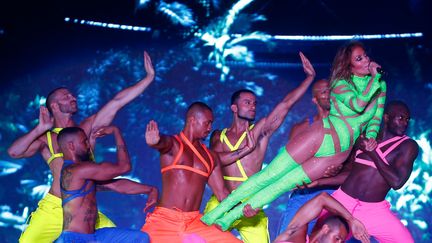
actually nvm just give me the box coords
[55,228,149,243]
[277,188,335,235]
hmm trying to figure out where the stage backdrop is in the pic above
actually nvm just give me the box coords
[1,36,431,242]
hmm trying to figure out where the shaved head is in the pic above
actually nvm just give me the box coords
[186,102,213,119]
[46,87,68,114]
[312,79,329,97]
[57,127,86,150]
[324,215,349,233]
[384,100,409,116]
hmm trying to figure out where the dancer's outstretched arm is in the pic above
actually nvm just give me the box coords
[256,52,315,137]
[275,192,369,243]
[86,52,155,135]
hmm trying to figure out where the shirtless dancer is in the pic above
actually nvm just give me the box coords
[277,79,336,235]
[204,52,316,243]
[142,102,257,242]
[55,126,157,242]
[314,100,418,243]
[8,52,154,242]
[274,192,369,243]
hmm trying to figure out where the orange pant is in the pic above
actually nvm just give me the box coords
[141,207,241,243]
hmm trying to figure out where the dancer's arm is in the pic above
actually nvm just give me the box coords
[76,126,131,181]
[97,179,158,212]
[257,52,315,137]
[8,106,52,158]
[85,52,155,135]
[364,81,386,139]
[210,127,256,166]
[208,154,231,201]
[360,137,418,189]
[275,192,369,243]
[299,153,355,189]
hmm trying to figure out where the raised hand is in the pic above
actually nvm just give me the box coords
[145,120,160,146]
[144,51,155,80]
[299,52,316,78]
[350,218,370,243]
[38,106,53,131]
[143,187,158,212]
[244,126,256,152]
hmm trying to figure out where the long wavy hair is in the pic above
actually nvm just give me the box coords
[329,41,365,88]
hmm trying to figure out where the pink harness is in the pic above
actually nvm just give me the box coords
[355,135,409,169]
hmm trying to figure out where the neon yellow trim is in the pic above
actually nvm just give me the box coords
[46,129,64,164]
[222,124,254,182]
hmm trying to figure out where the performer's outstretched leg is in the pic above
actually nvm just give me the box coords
[215,165,310,230]
[201,147,300,225]
[202,122,328,226]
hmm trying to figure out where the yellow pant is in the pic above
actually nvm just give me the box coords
[19,192,115,243]
[204,195,269,243]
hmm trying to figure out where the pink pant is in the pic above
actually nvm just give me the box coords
[321,188,413,243]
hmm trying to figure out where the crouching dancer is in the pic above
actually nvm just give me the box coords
[55,126,157,242]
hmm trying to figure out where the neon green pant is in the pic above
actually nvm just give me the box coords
[202,147,311,231]
[19,192,115,243]
[204,195,269,243]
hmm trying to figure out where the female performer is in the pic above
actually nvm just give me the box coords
[202,41,386,231]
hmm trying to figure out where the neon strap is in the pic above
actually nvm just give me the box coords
[161,132,214,178]
[221,124,254,182]
[46,127,64,164]
[60,160,95,206]
[354,135,409,168]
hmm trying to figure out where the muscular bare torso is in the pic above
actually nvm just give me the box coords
[159,137,214,211]
[341,139,409,202]
[215,127,270,192]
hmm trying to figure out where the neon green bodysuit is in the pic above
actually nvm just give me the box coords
[201,74,386,231]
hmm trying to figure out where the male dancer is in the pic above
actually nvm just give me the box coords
[142,102,255,242]
[54,126,156,242]
[277,79,338,235]
[274,192,369,243]
[8,52,155,242]
[311,100,418,242]
[204,52,316,242]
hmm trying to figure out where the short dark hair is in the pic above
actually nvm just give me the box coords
[384,100,409,115]
[57,127,85,148]
[324,215,349,233]
[46,87,68,114]
[186,101,212,118]
[231,89,256,105]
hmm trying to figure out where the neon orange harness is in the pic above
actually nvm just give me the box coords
[161,132,214,178]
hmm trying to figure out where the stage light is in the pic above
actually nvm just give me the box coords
[64,17,151,32]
